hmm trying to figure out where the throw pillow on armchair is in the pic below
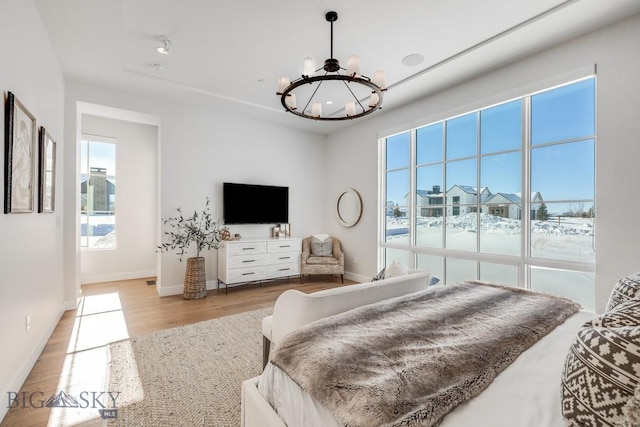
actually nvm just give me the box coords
[311,236,333,256]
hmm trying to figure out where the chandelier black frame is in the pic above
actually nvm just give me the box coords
[276,11,386,121]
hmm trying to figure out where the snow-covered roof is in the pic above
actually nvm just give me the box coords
[514,192,542,201]
[416,189,442,196]
[486,193,521,204]
[451,185,489,195]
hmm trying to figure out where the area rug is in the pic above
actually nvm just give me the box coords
[105,307,271,426]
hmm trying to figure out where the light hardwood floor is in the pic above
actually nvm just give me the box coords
[1,275,353,427]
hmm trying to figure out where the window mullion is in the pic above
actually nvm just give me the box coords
[378,137,386,269]
[522,97,532,289]
[476,111,481,279]
[409,129,417,269]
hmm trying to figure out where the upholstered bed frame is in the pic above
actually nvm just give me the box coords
[260,269,430,366]
[246,270,431,426]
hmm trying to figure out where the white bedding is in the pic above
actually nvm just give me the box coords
[257,310,595,427]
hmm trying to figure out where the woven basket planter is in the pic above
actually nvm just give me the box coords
[183,257,207,299]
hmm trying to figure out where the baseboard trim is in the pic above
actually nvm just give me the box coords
[345,271,369,283]
[64,298,80,311]
[0,302,65,423]
[80,270,156,285]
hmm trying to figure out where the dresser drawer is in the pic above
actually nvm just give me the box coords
[267,240,300,254]
[226,266,267,284]
[267,262,299,278]
[267,252,299,265]
[227,241,267,256]
[227,254,270,269]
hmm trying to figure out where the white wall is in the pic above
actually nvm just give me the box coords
[325,13,640,312]
[0,0,65,421]
[80,115,158,283]
[64,81,326,297]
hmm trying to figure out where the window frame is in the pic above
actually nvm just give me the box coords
[80,134,117,251]
[379,76,596,294]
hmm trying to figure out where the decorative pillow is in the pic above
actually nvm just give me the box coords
[561,299,640,426]
[371,268,386,281]
[428,275,441,287]
[384,261,408,278]
[606,271,640,312]
[310,237,333,257]
[594,298,640,328]
[311,233,330,242]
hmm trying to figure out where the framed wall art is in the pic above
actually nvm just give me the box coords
[38,127,56,213]
[4,92,37,213]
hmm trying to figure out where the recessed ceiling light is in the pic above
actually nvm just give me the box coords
[325,100,334,105]
[151,63,166,71]
[402,53,424,66]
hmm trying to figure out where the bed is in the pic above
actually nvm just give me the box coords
[242,274,640,427]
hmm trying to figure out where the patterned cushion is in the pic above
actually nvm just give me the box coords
[306,256,339,265]
[311,237,333,257]
[428,275,441,287]
[371,268,386,281]
[561,299,640,426]
[606,272,640,311]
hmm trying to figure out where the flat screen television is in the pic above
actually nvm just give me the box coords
[223,182,289,224]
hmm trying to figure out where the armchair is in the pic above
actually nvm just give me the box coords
[300,236,344,284]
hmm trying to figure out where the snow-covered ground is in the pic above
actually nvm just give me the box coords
[385,212,595,310]
[387,212,594,260]
[80,214,116,249]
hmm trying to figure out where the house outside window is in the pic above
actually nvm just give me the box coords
[380,77,596,310]
[81,135,117,249]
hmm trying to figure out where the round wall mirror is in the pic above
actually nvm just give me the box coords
[336,188,363,228]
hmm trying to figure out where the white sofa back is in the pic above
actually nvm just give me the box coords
[270,270,429,344]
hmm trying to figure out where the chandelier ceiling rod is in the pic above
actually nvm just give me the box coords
[329,12,334,59]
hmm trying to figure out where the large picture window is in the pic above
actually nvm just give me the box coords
[381,77,596,310]
[80,135,117,250]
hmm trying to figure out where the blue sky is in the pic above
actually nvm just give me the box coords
[80,140,116,178]
[385,78,595,215]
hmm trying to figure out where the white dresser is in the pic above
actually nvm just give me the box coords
[217,237,301,293]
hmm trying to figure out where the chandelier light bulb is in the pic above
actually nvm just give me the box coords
[373,70,386,89]
[301,57,316,77]
[345,101,356,117]
[277,76,290,94]
[369,92,380,108]
[311,103,322,118]
[346,56,361,77]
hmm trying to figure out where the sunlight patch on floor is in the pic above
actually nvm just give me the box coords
[47,292,138,426]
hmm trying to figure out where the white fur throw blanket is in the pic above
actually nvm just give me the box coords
[270,281,580,427]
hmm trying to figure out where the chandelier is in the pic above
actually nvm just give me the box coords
[276,11,386,121]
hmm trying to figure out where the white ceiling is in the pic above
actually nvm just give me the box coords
[35,0,640,135]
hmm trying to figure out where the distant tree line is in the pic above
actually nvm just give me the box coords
[536,202,595,220]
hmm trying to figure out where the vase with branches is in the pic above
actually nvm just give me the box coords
[158,197,223,299]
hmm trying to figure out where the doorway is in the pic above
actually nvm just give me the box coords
[76,103,160,287]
